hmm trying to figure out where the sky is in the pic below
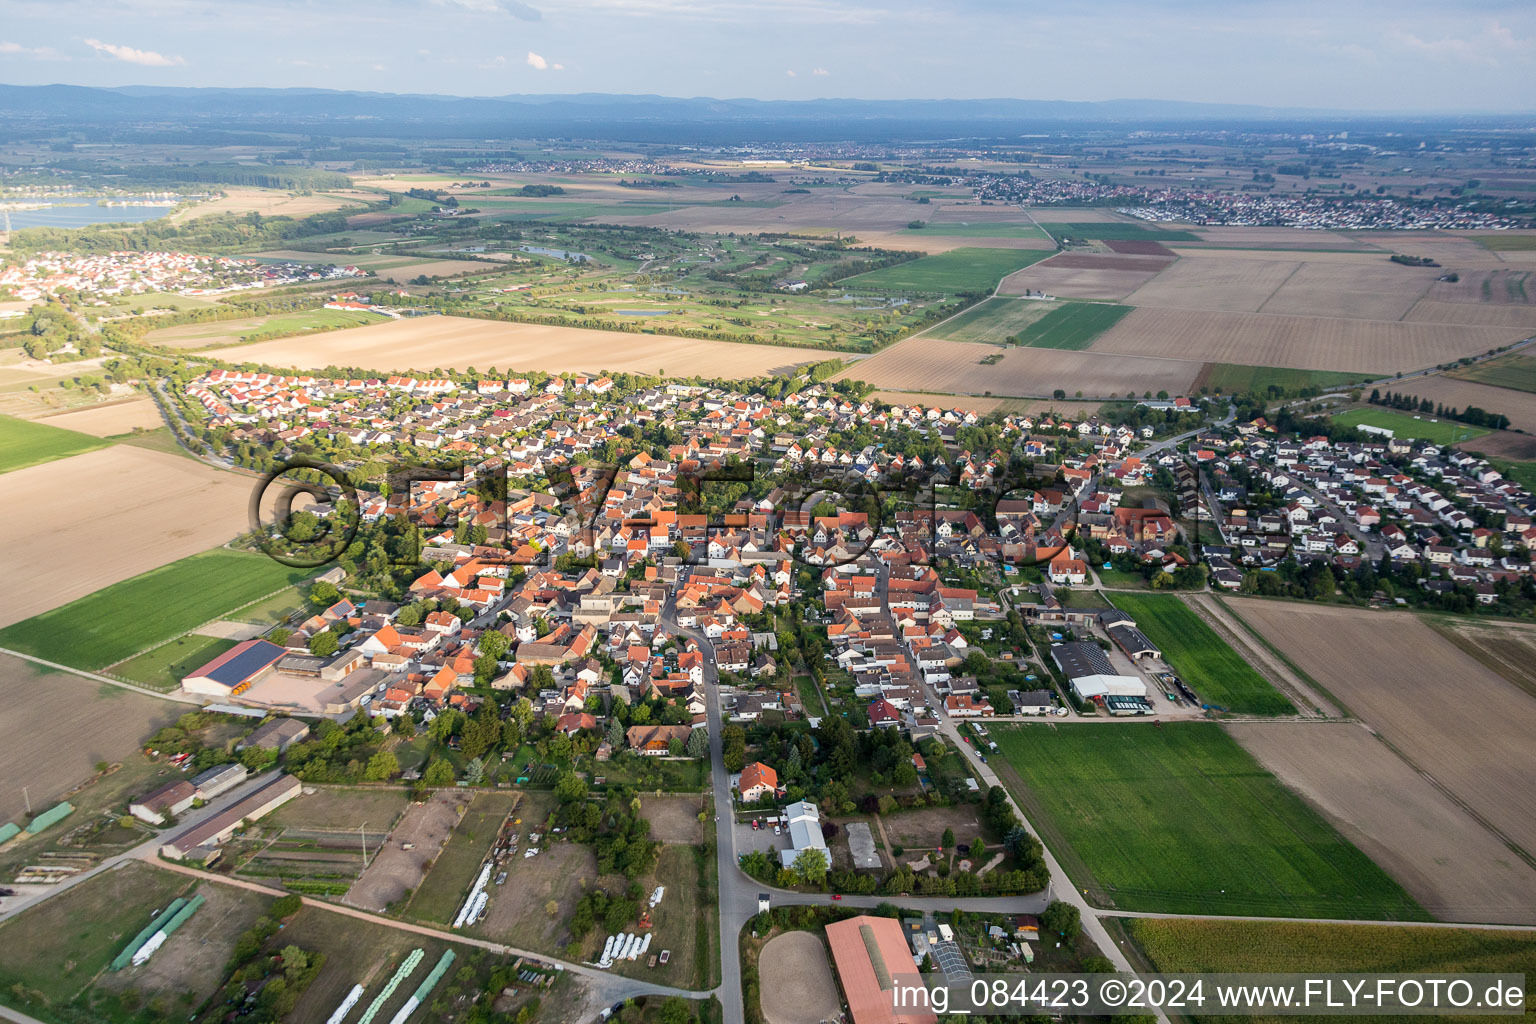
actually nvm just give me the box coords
[1,0,1534,112]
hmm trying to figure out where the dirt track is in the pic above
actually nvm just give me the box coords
[759,931,841,1024]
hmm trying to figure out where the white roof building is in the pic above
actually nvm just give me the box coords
[778,799,830,869]
[1068,673,1147,702]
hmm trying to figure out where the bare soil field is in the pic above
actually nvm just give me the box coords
[1229,599,1536,859]
[1227,721,1536,924]
[1088,307,1516,373]
[855,230,1053,254]
[1429,618,1536,703]
[29,397,164,436]
[0,446,252,628]
[1391,375,1536,434]
[1124,256,1300,312]
[0,653,181,823]
[641,793,706,844]
[1403,300,1536,328]
[1166,247,1390,264]
[477,842,600,954]
[1356,232,1511,267]
[1188,227,1376,249]
[1457,430,1536,460]
[1105,239,1177,257]
[1258,261,1440,321]
[759,931,841,1024]
[172,187,371,223]
[205,314,838,378]
[346,790,473,912]
[841,336,1198,398]
[998,261,1164,302]
[879,804,984,852]
[1039,253,1174,272]
[1422,269,1535,305]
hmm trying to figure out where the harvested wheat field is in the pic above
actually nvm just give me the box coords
[856,230,1053,254]
[841,336,1197,398]
[999,256,1165,301]
[0,654,182,823]
[1187,227,1378,250]
[1229,599,1536,858]
[1258,261,1440,321]
[759,931,841,1024]
[1403,300,1536,329]
[1457,429,1536,460]
[1392,375,1536,434]
[173,188,370,223]
[1125,256,1300,312]
[1167,247,1391,264]
[0,446,252,627]
[205,314,837,378]
[1357,232,1511,268]
[30,398,164,437]
[1228,721,1536,924]
[1422,269,1535,305]
[869,390,1104,417]
[1088,307,1516,373]
[1430,618,1536,703]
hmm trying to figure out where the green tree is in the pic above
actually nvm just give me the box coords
[364,750,399,781]
[1041,900,1081,941]
[423,757,455,787]
[685,726,708,759]
[791,847,829,887]
[309,581,340,606]
[307,630,339,657]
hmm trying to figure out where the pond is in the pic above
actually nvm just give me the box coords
[1,197,188,230]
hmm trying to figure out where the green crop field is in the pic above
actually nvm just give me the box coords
[844,247,1050,293]
[0,413,112,473]
[1127,918,1536,1022]
[1107,593,1294,714]
[1038,221,1201,242]
[902,221,1048,239]
[1475,234,1536,252]
[1012,301,1132,350]
[992,723,1425,919]
[0,549,314,670]
[144,307,391,346]
[1448,352,1536,394]
[1198,363,1372,397]
[925,297,1057,345]
[1331,407,1491,445]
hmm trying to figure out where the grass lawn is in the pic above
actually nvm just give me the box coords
[1331,407,1491,445]
[1037,221,1200,241]
[0,412,111,473]
[1199,363,1372,397]
[0,548,315,670]
[112,635,238,691]
[1094,566,1149,589]
[1107,592,1294,714]
[1475,234,1536,251]
[844,248,1050,293]
[924,297,1056,345]
[1012,301,1132,350]
[227,584,315,626]
[1447,352,1536,394]
[992,722,1425,919]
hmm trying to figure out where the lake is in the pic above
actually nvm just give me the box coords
[1,197,184,231]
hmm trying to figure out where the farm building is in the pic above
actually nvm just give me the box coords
[129,780,197,825]
[1106,623,1160,661]
[190,762,248,800]
[160,774,301,863]
[238,717,311,752]
[824,915,935,1024]
[181,639,287,698]
[778,799,830,870]
[1051,641,1147,702]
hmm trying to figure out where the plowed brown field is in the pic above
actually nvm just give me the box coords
[1125,256,1300,312]
[1258,261,1439,321]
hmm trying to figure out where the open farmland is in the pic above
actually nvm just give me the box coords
[998,254,1166,301]
[1447,351,1536,393]
[1382,374,1536,434]
[1011,301,1132,350]
[924,297,1057,345]
[1430,618,1536,702]
[839,336,1198,398]
[1257,260,1440,320]
[1403,299,1536,328]
[1228,600,1536,858]
[1088,307,1516,373]
[1476,233,1536,252]
[0,446,255,627]
[0,653,182,823]
[842,247,1049,292]
[254,249,492,284]
[901,220,1048,239]
[143,307,392,348]
[1124,255,1300,312]
[990,722,1424,918]
[172,187,372,222]
[0,413,110,473]
[1108,593,1294,714]
[1227,721,1536,924]
[1191,363,1370,396]
[1037,221,1200,242]
[1330,407,1490,445]
[1422,268,1534,304]
[27,398,166,437]
[0,548,313,669]
[868,391,1104,417]
[204,315,838,378]
[1185,226,1380,250]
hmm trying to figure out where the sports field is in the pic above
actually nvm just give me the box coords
[991,722,1426,919]
[0,548,313,670]
[1193,363,1371,396]
[0,413,110,473]
[843,248,1050,293]
[1331,407,1491,445]
[1108,593,1295,714]
[1038,221,1201,242]
[1011,302,1132,350]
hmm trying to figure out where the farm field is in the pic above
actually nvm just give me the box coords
[1010,301,1132,350]
[901,220,1048,239]
[1457,430,1536,461]
[1107,593,1294,714]
[1476,233,1536,252]
[997,254,1166,301]
[0,446,255,627]
[868,391,1105,417]
[1088,307,1514,374]
[1037,222,1200,242]
[142,307,392,348]
[1422,268,1534,303]
[1330,407,1490,445]
[0,412,110,473]
[990,722,1424,919]
[1227,721,1536,924]
[1228,600,1536,858]
[1123,255,1300,312]
[253,249,491,284]
[923,297,1057,345]
[1430,618,1536,702]
[173,187,373,222]
[1447,351,1536,393]
[843,247,1049,292]
[204,314,839,378]
[27,397,165,437]
[0,548,313,670]
[1185,226,1377,250]
[1382,374,1536,434]
[839,336,1198,398]
[0,653,183,824]
[1191,362,1370,396]
[1257,260,1439,320]
[1403,299,1536,328]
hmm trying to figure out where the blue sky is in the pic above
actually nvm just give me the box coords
[2,0,1533,111]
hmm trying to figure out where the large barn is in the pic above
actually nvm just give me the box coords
[181,639,287,698]
[824,915,936,1024]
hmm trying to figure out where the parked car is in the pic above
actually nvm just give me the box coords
[774,825,782,835]
[831,894,843,900]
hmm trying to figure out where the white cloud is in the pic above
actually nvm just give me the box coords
[785,69,797,77]
[83,38,183,66]
[429,0,542,19]
[0,41,66,59]
[526,50,563,70]
[812,66,830,75]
